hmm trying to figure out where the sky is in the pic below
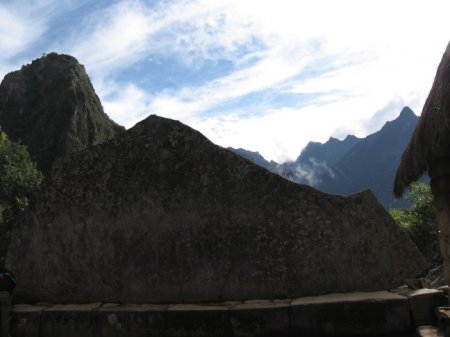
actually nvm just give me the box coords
[0,0,449,162]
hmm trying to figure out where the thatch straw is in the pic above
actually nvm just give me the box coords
[394,41,450,197]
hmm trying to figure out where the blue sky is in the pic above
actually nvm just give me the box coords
[1,0,450,162]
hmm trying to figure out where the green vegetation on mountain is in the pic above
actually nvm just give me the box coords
[0,131,42,229]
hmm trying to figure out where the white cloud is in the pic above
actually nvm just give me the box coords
[100,83,152,128]
[290,157,336,187]
[66,0,264,75]
[0,0,90,78]
[143,47,317,120]
[191,103,353,163]
[0,5,45,61]
[66,2,157,75]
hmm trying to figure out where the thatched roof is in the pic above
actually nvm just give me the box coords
[394,41,450,197]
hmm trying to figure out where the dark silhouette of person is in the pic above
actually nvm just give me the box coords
[0,266,16,337]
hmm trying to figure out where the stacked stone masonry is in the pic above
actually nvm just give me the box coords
[10,289,447,337]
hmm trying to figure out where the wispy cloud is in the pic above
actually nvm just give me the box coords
[0,4,46,62]
[146,47,320,118]
[65,0,264,75]
[290,158,336,187]
[0,0,91,76]
[65,1,158,74]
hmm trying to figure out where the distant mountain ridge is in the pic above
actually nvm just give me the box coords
[229,107,420,208]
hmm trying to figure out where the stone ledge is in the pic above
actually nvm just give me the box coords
[9,289,445,337]
[416,325,444,337]
[94,304,165,337]
[230,301,290,337]
[406,289,447,326]
[41,303,102,337]
[11,304,50,337]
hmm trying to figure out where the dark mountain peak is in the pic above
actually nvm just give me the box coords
[229,147,264,158]
[228,146,276,171]
[341,108,418,160]
[327,136,338,143]
[297,134,361,166]
[318,107,420,208]
[399,106,416,118]
[26,52,79,69]
[384,106,418,127]
[0,52,124,173]
[344,134,358,141]
[8,53,86,89]
[326,134,361,146]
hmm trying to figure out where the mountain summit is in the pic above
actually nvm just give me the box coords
[0,52,124,173]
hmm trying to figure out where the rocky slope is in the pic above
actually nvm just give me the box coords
[0,53,124,173]
[7,114,427,304]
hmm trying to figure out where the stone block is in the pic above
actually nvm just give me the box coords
[435,307,450,336]
[165,304,229,337]
[407,289,447,325]
[229,302,290,337]
[93,304,165,337]
[41,303,101,337]
[291,291,411,336]
[416,325,443,337]
[438,285,449,297]
[11,304,49,337]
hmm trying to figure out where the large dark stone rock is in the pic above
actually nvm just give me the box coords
[0,53,124,173]
[6,115,427,303]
